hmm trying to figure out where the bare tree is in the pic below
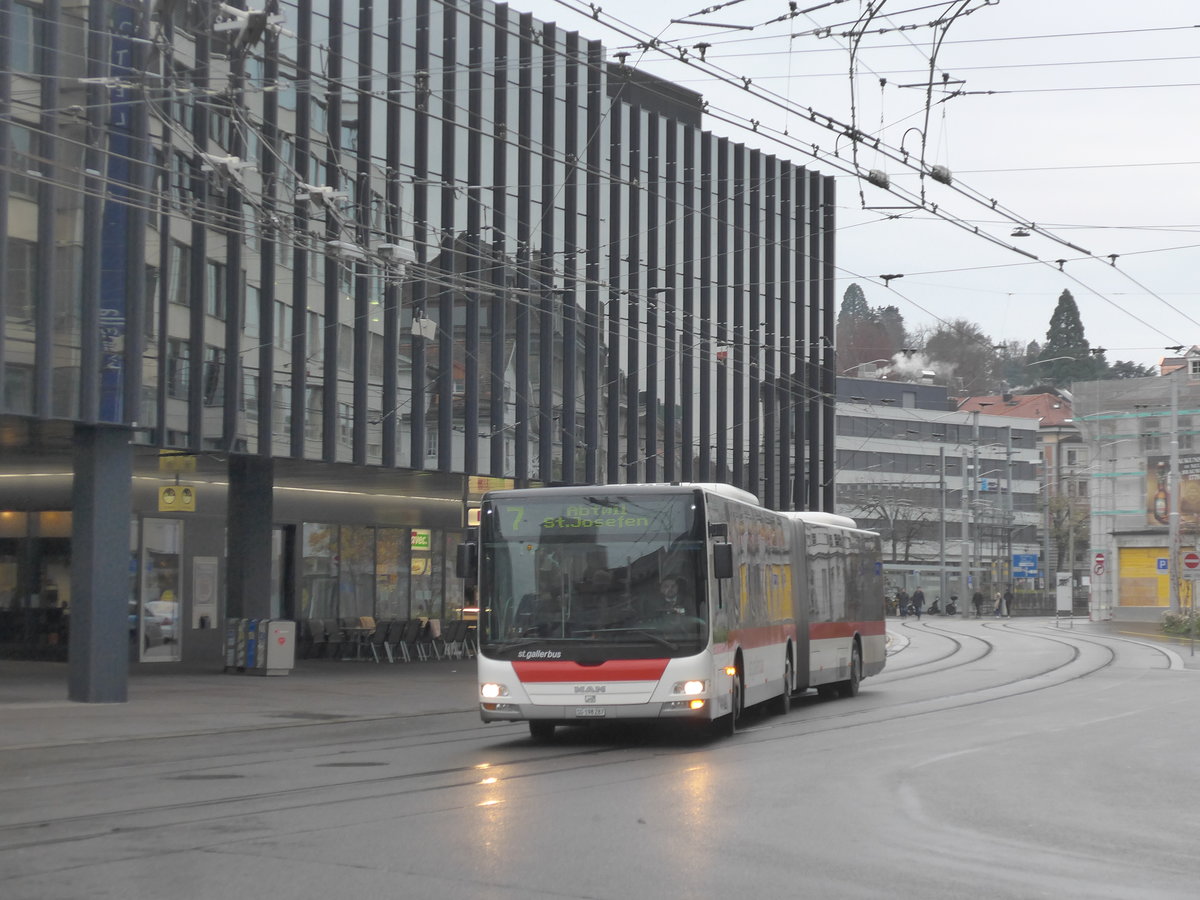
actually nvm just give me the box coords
[844,490,932,563]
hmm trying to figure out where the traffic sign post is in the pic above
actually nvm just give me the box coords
[1182,552,1200,580]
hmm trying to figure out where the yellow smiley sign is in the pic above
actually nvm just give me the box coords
[159,486,196,512]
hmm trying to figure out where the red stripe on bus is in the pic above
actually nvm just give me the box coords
[512,659,670,682]
[723,623,799,650]
[809,620,887,640]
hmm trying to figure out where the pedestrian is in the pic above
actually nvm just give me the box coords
[898,589,909,619]
[1003,587,1014,618]
[972,590,984,618]
[911,587,925,621]
[993,591,1003,618]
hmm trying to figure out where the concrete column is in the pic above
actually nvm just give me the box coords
[68,424,133,703]
[226,455,274,620]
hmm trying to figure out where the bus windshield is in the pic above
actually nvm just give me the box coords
[477,492,708,661]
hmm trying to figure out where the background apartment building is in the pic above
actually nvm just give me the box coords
[1075,353,1200,621]
[835,377,1043,610]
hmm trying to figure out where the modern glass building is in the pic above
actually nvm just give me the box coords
[0,0,838,693]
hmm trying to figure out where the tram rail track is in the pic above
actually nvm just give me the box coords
[0,622,1188,861]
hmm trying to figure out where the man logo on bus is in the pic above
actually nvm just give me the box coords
[574,685,607,693]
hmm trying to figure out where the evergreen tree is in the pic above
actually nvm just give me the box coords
[836,284,903,373]
[1108,359,1157,379]
[1037,290,1106,386]
[837,283,871,324]
[877,305,907,351]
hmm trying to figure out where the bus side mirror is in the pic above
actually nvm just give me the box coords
[456,542,477,581]
[712,543,733,580]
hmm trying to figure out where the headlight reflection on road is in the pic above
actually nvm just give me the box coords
[476,765,505,809]
[470,762,509,863]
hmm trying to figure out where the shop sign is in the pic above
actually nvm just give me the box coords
[468,475,515,497]
[158,451,196,473]
[159,485,196,512]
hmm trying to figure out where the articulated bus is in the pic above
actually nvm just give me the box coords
[457,483,884,740]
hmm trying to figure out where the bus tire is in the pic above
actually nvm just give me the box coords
[529,721,556,742]
[714,667,743,737]
[838,642,862,698]
[768,652,792,716]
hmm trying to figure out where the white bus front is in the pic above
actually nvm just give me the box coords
[470,488,728,738]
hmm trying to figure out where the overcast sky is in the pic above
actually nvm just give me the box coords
[513,0,1200,371]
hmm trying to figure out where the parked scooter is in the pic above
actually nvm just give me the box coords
[927,598,942,615]
[946,596,959,616]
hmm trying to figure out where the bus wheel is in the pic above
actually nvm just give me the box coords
[529,721,556,742]
[768,653,792,716]
[838,643,862,698]
[715,668,742,737]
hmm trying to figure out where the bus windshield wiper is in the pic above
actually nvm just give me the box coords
[485,635,585,652]
[590,628,677,651]
[484,637,546,652]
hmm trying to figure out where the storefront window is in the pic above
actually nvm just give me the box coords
[299,523,453,624]
[301,523,338,618]
[338,525,375,619]
[410,527,435,620]
[376,527,410,621]
[442,531,464,621]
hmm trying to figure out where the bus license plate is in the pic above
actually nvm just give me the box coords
[575,707,606,717]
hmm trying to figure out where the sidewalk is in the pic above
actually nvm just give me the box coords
[0,657,478,752]
[4,618,1198,752]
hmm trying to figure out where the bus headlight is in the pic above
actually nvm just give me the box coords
[672,679,707,696]
[480,682,510,699]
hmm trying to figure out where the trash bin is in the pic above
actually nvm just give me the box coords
[254,620,295,676]
[224,619,295,675]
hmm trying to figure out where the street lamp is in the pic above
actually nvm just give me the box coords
[841,358,892,376]
[1026,356,1076,368]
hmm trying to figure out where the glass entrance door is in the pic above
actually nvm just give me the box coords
[136,518,182,662]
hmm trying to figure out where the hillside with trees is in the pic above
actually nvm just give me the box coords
[836,285,1157,393]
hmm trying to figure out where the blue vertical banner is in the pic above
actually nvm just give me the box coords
[98,3,137,421]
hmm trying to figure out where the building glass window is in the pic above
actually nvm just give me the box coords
[1142,420,1161,453]
[306,310,324,362]
[205,260,227,319]
[338,325,353,372]
[305,387,323,440]
[168,241,190,305]
[244,283,260,339]
[144,265,159,338]
[166,339,189,398]
[272,383,291,437]
[243,371,259,420]
[11,3,40,74]
[274,300,291,350]
[7,122,39,199]
[170,150,192,209]
[4,238,37,321]
[202,346,225,406]
[3,365,34,414]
